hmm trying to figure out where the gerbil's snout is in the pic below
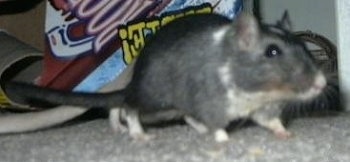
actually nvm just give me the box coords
[298,72,327,101]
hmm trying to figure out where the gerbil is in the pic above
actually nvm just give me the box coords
[4,12,327,142]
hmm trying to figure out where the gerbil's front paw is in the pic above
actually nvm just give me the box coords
[252,116,292,140]
[266,118,292,139]
[214,129,230,143]
[274,130,292,140]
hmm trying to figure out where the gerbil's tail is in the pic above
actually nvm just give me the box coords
[3,81,127,108]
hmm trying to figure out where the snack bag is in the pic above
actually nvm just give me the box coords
[40,0,243,92]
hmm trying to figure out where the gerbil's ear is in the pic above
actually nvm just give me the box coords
[235,12,260,51]
[277,11,292,31]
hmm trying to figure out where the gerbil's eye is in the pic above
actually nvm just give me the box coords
[265,44,282,58]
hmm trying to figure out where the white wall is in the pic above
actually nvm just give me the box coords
[336,0,350,111]
[260,0,337,44]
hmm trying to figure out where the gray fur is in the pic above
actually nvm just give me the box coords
[4,13,327,141]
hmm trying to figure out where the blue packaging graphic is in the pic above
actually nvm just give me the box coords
[42,0,242,92]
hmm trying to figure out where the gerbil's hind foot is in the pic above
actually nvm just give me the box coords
[125,109,155,141]
[109,108,155,141]
[109,108,128,133]
[184,116,229,143]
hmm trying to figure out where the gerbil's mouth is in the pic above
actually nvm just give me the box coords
[297,72,327,101]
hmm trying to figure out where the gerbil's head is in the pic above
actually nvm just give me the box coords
[224,12,326,102]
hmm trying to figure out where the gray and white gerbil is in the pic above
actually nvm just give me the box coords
[4,12,327,142]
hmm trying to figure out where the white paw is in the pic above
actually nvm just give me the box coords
[214,129,229,143]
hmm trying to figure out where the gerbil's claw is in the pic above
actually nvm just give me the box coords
[274,129,292,140]
[214,129,230,143]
